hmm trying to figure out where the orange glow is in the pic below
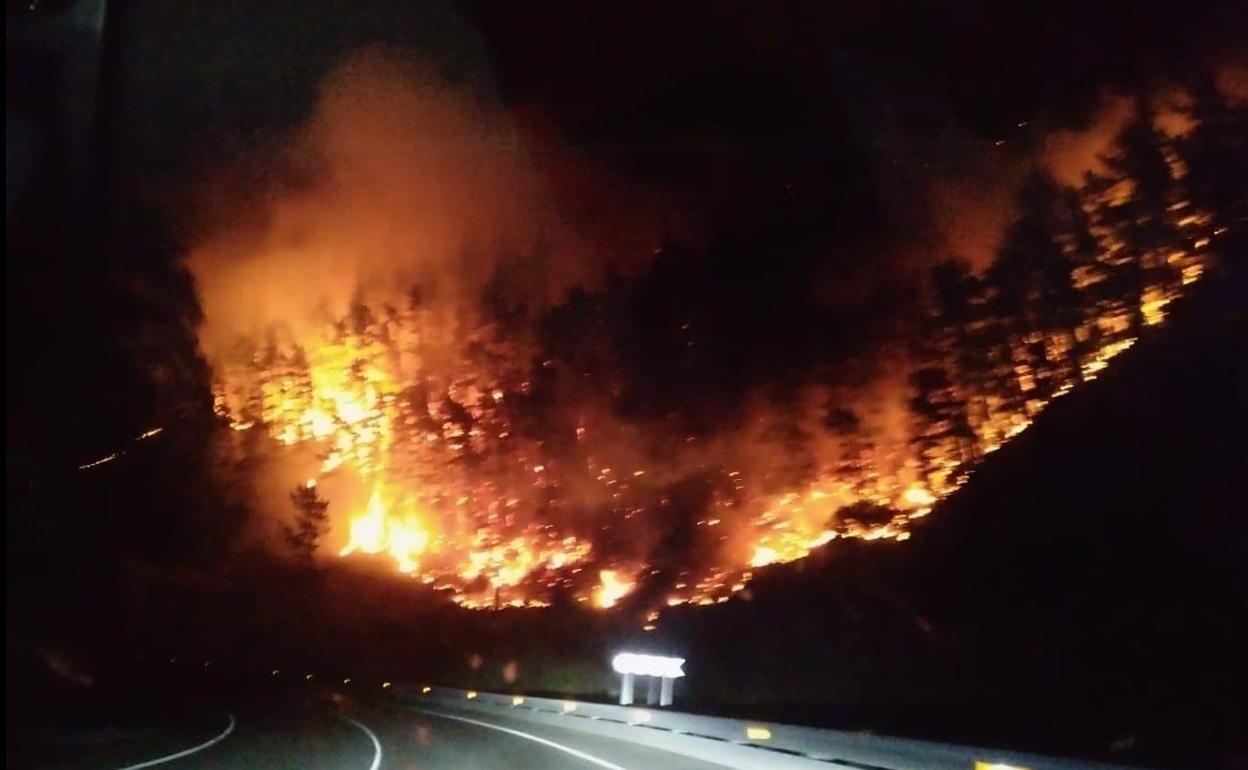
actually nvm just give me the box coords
[750,547,780,568]
[593,570,635,608]
[200,60,1217,616]
[338,486,430,575]
[901,486,936,508]
[77,453,119,471]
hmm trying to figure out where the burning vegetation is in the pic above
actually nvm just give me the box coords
[192,53,1241,617]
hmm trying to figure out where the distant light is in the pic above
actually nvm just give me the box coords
[421,685,432,694]
[974,764,1032,770]
[612,653,686,678]
[305,674,313,680]
[466,691,478,699]
[272,669,280,675]
[343,678,351,684]
[562,701,577,712]
[382,682,392,688]
[746,726,772,741]
[512,696,525,706]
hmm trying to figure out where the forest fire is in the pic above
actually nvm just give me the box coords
[195,52,1228,616]
[209,209,1213,611]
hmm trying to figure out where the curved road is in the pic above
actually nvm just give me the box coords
[113,701,731,770]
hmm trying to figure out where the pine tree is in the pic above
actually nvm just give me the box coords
[1088,104,1182,334]
[1180,73,1248,252]
[285,483,330,565]
[908,365,976,489]
[988,173,1083,402]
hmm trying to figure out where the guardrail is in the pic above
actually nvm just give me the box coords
[392,685,1136,770]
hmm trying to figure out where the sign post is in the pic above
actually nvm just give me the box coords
[612,652,685,707]
[620,672,635,705]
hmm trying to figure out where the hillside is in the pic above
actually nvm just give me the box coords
[653,257,1248,768]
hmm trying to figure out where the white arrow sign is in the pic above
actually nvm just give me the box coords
[611,653,686,679]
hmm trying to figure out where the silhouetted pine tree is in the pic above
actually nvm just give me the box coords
[285,484,329,566]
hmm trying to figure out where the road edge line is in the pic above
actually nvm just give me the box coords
[111,713,236,770]
[340,715,384,770]
[416,708,634,770]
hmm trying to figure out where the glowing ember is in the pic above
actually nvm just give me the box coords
[902,486,937,508]
[339,486,430,574]
[750,547,780,568]
[593,570,635,608]
[77,427,164,471]
[77,453,120,471]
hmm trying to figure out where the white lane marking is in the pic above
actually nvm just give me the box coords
[417,709,632,770]
[112,713,236,770]
[340,716,384,770]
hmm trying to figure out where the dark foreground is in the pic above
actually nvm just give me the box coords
[25,692,727,770]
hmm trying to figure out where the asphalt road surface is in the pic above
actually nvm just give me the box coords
[76,699,732,770]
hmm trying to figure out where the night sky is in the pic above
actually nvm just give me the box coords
[103,1,1246,231]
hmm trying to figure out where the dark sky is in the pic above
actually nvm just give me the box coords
[111,0,1246,194]
[102,0,1246,310]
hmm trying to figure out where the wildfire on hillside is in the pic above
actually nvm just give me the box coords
[208,227,1213,612]
[195,51,1228,619]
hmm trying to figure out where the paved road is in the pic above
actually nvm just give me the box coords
[87,699,731,770]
